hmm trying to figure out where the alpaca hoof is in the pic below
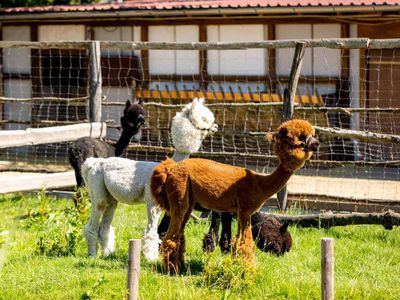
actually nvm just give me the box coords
[219,234,231,254]
[142,232,161,262]
[99,225,115,257]
[161,239,181,274]
[102,247,115,257]
[202,233,215,253]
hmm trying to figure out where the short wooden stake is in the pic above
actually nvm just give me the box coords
[126,239,141,300]
[321,238,334,300]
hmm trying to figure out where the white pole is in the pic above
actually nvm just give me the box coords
[126,239,141,300]
[321,238,334,300]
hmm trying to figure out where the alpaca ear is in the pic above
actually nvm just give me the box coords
[138,98,144,106]
[266,132,276,142]
[280,222,289,234]
[125,100,131,109]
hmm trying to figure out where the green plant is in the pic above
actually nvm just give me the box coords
[21,188,91,257]
[80,276,106,300]
[200,253,257,293]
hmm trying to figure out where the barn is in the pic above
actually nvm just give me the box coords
[0,0,399,207]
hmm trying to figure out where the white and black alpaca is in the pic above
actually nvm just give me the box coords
[81,98,217,261]
[68,99,145,188]
[201,211,292,255]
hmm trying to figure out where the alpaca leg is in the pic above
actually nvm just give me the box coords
[233,213,255,261]
[84,206,104,257]
[99,200,118,256]
[142,201,163,262]
[162,204,193,274]
[219,212,233,253]
[202,211,221,253]
[157,213,170,241]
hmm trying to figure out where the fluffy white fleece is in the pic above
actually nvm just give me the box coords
[82,98,217,262]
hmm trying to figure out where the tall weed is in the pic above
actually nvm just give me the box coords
[21,188,91,257]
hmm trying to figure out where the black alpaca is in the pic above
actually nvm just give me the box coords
[68,99,145,188]
[202,211,292,255]
[158,210,292,255]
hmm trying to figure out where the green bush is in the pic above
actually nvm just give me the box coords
[200,253,257,292]
[21,188,91,257]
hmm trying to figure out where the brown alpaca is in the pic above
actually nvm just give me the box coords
[150,119,319,273]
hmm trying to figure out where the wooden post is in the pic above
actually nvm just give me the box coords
[126,239,141,300]
[88,41,102,123]
[277,42,306,211]
[321,238,334,300]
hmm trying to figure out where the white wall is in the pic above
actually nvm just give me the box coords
[275,24,341,77]
[207,24,267,76]
[3,79,32,130]
[38,25,85,41]
[2,26,31,74]
[148,25,199,75]
[275,24,313,76]
[94,26,141,56]
[313,24,341,76]
[2,26,32,130]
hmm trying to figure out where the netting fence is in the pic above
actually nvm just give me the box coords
[0,39,399,211]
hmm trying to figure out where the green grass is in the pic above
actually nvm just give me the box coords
[0,192,400,299]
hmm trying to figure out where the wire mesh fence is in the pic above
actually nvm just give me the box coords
[0,39,399,210]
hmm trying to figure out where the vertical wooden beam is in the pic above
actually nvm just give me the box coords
[30,24,40,98]
[140,26,149,89]
[321,238,335,300]
[199,23,208,90]
[126,239,141,300]
[88,41,102,122]
[267,24,276,92]
[277,42,306,211]
[341,23,350,80]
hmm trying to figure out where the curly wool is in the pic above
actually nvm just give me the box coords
[82,98,217,262]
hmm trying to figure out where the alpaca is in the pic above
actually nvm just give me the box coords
[81,98,217,261]
[251,213,292,255]
[202,211,292,255]
[150,119,319,273]
[69,99,145,188]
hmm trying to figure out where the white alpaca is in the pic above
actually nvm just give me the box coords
[81,98,217,261]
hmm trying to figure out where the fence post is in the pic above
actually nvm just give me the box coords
[321,238,335,300]
[277,41,306,211]
[126,239,141,300]
[88,41,102,123]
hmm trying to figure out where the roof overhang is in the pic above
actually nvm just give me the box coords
[1,5,399,23]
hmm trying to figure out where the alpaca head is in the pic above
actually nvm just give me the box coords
[268,119,319,172]
[171,98,218,154]
[120,99,145,142]
[251,213,292,255]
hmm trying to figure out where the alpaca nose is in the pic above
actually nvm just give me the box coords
[209,123,218,134]
[138,114,145,124]
[308,137,320,151]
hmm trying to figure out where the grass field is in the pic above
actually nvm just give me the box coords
[0,191,399,300]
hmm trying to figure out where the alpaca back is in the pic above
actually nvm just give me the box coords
[150,157,176,211]
[81,156,106,188]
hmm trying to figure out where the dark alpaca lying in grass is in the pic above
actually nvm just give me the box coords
[68,99,145,188]
[158,210,292,255]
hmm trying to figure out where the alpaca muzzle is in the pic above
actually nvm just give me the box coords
[306,136,320,151]
[195,122,218,134]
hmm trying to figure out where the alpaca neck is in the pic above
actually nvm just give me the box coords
[257,164,293,200]
[114,130,134,156]
[171,151,190,162]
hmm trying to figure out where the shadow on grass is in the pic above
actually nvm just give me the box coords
[148,257,205,276]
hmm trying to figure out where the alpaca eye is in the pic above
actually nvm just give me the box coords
[299,134,307,141]
[202,117,207,122]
